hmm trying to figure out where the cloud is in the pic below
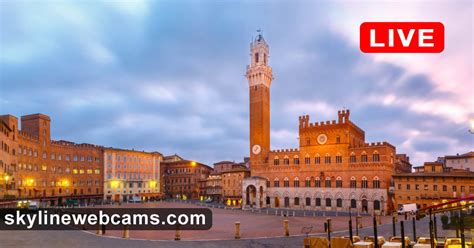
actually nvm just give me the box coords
[0,1,471,166]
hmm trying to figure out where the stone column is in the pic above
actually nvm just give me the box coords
[256,192,261,208]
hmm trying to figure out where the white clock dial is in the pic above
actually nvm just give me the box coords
[252,144,262,155]
[317,134,328,145]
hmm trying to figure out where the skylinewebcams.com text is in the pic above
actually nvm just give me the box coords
[2,210,206,229]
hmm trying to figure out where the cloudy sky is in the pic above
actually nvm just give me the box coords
[1,0,472,166]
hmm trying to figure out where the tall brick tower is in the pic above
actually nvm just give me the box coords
[246,33,272,168]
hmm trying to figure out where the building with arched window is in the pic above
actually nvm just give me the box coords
[241,33,412,213]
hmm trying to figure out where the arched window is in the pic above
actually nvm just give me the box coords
[274,156,280,165]
[336,177,343,188]
[350,176,357,188]
[293,177,300,187]
[274,178,280,187]
[350,152,356,163]
[325,177,331,188]
[336,153,342,164]
[294,197,300,205]
[264,53,267,64]
[336,198,343,208]
[315,154,321,164]
[315,177,321,188]
[284,177,289,187]
[350,199,357,208]
[315,198,321,206]
[305,177,311,187]
[373,176,380,189]
[293,155,300,165]
[305,197,311,206]
[325,198,332,207]
[304,154,311,165]
[266,178,270,187]
[374,200,381,210]
[324,154,331,164]
[373,151,380,162]
[361,176,368,188]
[361,152,368,163]
[283,156,289,165]
[255,52,259,63]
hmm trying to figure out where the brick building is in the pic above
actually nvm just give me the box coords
[443,152,474,171]
[393,161,474,209]
[221,166,250,205]
[162,158,213,200]
[0,114,104,206]
[103,148,162,202]
[241,34,411,214]
[206,173,222,202]
[0,117,17,199]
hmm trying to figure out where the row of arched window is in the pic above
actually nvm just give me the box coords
[266,176,381,189]
[267,197,381,210]
[273,152,381,166]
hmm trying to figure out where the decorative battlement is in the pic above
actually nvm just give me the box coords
[51,140,103,149]
[299,109,351,130]
[18,131,39,141]
[351,141,394,149]
[270,148,300,153]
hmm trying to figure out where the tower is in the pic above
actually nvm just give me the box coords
[246,33,272,168]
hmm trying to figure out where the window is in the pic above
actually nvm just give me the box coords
[373,152,380,162]
[361,177,368,188]
[361,153,368,162]
[336,198,342,208]
[51,153,55,160]
[398,184,401,190]
[407,184,411,190]
[373,177,380,189]
[374,200,381,210]
[415,184,420,190]
[325,198,332,207]
[255,52,259,63]
[315,155,321,164]
[325,177,331,188]
[316,198,321,206]
[293,178,300,187]
[73,155,78,161]
[453,186,457,192]
[324,154,331,164]
[293,156,299,165]
[336,136,341,143]
[274,157,280,165]
[305,178,311,187]
[336,155,342,164]
[349,153,357,163]
[42,152,47,159]
[284,178,289,187]
[350,177,357,188]
[66,155,70,161]
[315,178,321,188]
[433,185,438,191]
[266,180,270,187]
[336,177,342,188]
[283,157,289,165]
[304,155,310,165]
[306,138,310,145]
[305,197,311,206]
[350,199,357,208]
[442,185,447,191]
[294,197,300,205]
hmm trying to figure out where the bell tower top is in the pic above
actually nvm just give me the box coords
[246,31,272,88]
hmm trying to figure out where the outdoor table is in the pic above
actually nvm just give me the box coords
[413,244,431,248]
[303,237,328,248]
[354,241,374,248]
[381,242,402,248]
[331,237,352,248]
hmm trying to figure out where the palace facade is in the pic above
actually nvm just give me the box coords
[242,34,411,214]
[0,114,103,206]
[103,148,162,202]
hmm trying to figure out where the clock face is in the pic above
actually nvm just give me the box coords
[317,134,328,145]
[252,144,262,155]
